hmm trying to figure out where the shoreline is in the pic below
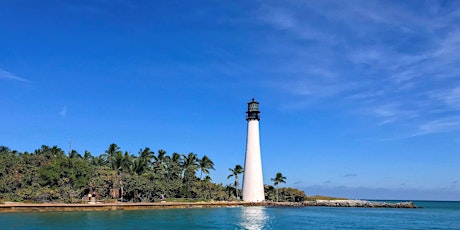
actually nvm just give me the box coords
[0,200,417,213]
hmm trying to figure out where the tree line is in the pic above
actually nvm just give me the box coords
[0,144,307,203]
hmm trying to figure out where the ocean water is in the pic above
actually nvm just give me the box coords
[1,201,459,229]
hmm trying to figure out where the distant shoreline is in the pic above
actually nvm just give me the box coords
[0,200,417,213]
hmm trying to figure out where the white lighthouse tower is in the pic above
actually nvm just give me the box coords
[242,98,265,202]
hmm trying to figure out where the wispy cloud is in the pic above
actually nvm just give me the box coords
[59,106,67,117]
[256,0,460,138]
[258,4,336,43]
[414,118,460,136]
[0,68,29,82]
[371,102,419,125]
[429,86,460,111]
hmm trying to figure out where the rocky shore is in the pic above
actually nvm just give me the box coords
[265,200,417,208]
[0,200,417,213]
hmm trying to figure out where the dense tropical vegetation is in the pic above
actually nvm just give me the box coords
[0,144,307,203]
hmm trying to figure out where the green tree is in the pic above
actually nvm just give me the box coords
[35,145,66,159]
[134,147,154,175]
[278,187,306,202]
[103,144,135,200]
[0,147,21,201]
[103,144,124,171]
[164,153,182,197]
[165,153,182,181]
[227,164,243,199]
[152,149,167,175]
[199,155,215,179]
[69,150,82,159]
[182,153,199,178]
[202,175,213,199]
[105,143,120,158]
[89,166,117,198]
[121,151,134,173]
[91,155,107,166]
[271,172,286,202]
[139,147,155,163]
[181,152,199,197]
[83,150,93,161]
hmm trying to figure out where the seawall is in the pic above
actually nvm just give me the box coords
[0,200,417,213]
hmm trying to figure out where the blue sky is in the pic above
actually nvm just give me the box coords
[1,0,459,201]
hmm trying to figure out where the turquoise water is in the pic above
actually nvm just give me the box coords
[1,201,459,229]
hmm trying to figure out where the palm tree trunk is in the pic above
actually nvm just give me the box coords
[120,181,124,201]
[235,180,239,199]
[276,185,278,202]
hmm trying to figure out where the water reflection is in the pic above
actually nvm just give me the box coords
[239,206,270,229]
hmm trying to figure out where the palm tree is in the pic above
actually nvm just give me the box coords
[103,143,122,170]
[103,144,132,201]
[121,151,134,173]
[69,150,82,159]
[139,147,154,164]
[105,143,120,158]
[91,155,107,166]
[165,152,182,180]
[134,147,154,174]
[153,149,167,174]
[199,155,215,179]
[133,157,145,175]
[271,172,287,202]
[181,152,200,197]
[181,152,200,179]
[227,164,244,199]
[203,175,213,199]
[164,152,183,196]
[171,152,181,164]
[108,150,123,171]
[83,150,92,161]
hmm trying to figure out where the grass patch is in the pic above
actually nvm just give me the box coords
[164,198,213,203]
[308,195,348,201]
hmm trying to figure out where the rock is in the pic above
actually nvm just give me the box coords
[301,200,417,208]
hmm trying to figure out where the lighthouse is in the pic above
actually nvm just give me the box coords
[242,98,265,202]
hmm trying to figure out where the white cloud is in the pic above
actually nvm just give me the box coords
[429,86,460,111]
[371,102,419,126]
[0,68,29,82]
[414,119,460,136]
